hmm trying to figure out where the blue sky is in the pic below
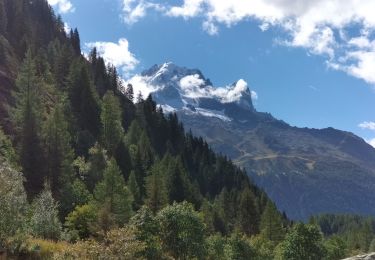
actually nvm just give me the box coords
[49,0,375,145]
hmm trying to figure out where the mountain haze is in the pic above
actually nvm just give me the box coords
[128,62,375,220]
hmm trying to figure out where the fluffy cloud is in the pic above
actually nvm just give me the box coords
[179,76,255,103]
[359,121,375,131]
[85,38,139,73]
[366,138,375,148]
[120,0,375,85]
[48,0,74,13]
[122,0,164,25]
[124,75,162,98]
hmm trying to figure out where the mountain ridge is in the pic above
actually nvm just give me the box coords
[128,62,375,220]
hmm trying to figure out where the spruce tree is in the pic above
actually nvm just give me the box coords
[237,187,260,236]
[125,83,134,102]
[13,50,45,196]
[260,200,285,243]
[43,102,74,197]
[101,91,124,155]
[71,28,81,55]
[146,163,168,214]
[128,170,141,209]
[68,59,100,140]
[94,158,133,226]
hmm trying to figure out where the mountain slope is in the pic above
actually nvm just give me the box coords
[128,62,375,220]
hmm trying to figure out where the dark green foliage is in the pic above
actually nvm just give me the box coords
[101,91,124,155]
[65,203,97,240]
[128,170,141,209]
[260,200,285,242]
[125,83,134,102]
[68,59,100,141]
[224,233,256,260]
[43,102,74,197]
[145,162,168,214]
[0,127,17,166]
[324,236,347,260]
[13,50,45,196]
[130,206,163,259]
[70,28,81,55]
[94,158,133,227]
[156,202,206,259]
[237,187,260,236]
[311,214,375,254]
[280,223,326,260]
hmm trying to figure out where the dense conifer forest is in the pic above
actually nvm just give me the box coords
[0,0,374,259]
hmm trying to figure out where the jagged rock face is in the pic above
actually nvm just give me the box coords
[343,252,375,260]
[130,62,255,120]
[128,63,375,220]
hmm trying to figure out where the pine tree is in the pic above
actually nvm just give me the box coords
[68,59,101,140]
[71,28,81,55]
[165,156,193,204]
[237,187,260,236]
[125,83,134,102]
[146,163,168,214]
[43,102,74,197]
[101,91,124,155]
[53,43,74,90]
[138,130,154,171]
[260,200,285,243]
[13,50,45,196]
[125,120,142,146]
[94,158,133,226]
[128,170,141,209]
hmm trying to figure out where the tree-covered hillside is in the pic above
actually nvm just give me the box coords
[0,0,373,259]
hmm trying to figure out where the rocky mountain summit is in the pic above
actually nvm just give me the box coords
[128,63,375,220]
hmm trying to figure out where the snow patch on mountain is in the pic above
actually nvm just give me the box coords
[126,62,257,121]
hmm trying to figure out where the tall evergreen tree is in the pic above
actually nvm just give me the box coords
[128,170,141,210]
[43,102,74,197]
[13,50,45,196]
[260,200,285,243]
[165,156,193,204]
[71,28,81,55]
[125,84,134,102]
[94,158,133,226]
[146,163,168,214]
[68,59,100,142]
[237,187,260,236]
[101,91,124,155]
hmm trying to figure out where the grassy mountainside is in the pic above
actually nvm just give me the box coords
[178,109,375,220]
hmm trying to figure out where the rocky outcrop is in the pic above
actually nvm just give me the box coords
[343,252,375,260]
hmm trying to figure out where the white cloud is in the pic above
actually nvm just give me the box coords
[122,0,164,25]
[251,90,258,100]
[366,138,375,148]
[127,70,257,106]
[48,0,74,13]
[123,75,161,97]
[121,0,375,85]
[85,38,139,74]
[64,22,71,34]
[359,121,375,131]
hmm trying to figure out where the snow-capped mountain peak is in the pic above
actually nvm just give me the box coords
[127,63,257,121]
